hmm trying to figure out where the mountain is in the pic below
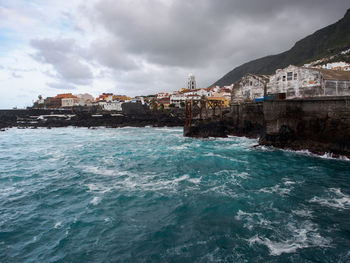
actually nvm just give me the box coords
[211,9,350,87]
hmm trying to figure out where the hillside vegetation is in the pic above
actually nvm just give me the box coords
[211,9,350,87]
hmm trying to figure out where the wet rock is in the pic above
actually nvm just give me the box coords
[184,120,227,138]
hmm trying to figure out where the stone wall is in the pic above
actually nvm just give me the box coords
[226,102,264,137]
[260,97,350,156]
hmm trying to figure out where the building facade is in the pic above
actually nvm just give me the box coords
[231,74,269,103]
[61,98,75,108]
[267,65,350,99]
[99,101,123,111]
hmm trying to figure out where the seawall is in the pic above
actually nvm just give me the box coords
[221,97,350,156]
[260,97,350,156]
[226,102,264,138]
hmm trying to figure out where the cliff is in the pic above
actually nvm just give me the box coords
[185,97,350,157]
[260,97,350,156]
[211,9,350,87]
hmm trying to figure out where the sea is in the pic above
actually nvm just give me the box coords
[1,127,350,262]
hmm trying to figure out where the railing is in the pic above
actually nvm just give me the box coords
[184,99,224,128]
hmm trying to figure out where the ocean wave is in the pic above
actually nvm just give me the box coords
[83,166,116,177]
[90,196,101,205]
[87,183,112,194]
[153,127,182,132]
[248,221,331,256]
[85,173,201,194]
[54,221,62,229]
[235,210,270,230]
[259,180,297,196]
[310,188,350,210]
[292,209,313,218]
[203,152,248,164]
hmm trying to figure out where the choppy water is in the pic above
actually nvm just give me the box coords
[1,127,350,262]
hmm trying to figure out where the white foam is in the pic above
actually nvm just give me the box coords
[237,172,249,178]
[188,177,201,184]
[83,166,115,176]
[259,179,299,196]
[259,184,292,196]
[283,180,296,186]
[248,221,330,256]
[235,210,269,230]
[54,221,62,229]
[292,209,313,218]
[203,152,248,164]
[0,186,20,197]
[255,145,274,152]
[87,183,112,194]
[90,196,101,205]
[310,188,350,209]
[282,148,350,161]
[154,127,181,132]
[168,144,190,151]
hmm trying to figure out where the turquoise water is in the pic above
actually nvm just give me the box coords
[1,127,350,262]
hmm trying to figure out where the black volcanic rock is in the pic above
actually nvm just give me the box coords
[122,103,148,115]
[184,120,228,138]
[211,9,350,87]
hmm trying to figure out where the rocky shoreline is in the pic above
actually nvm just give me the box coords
[0,104,185,130]
[184,97,350,158]
[2,98,350,159]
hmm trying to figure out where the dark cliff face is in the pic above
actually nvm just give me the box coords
[259,98,350,157]
[211,9,350,87]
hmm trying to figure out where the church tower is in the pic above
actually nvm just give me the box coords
[187,73,196,90]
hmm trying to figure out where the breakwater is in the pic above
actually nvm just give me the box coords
[260,97,350,157]
[0,104,184,129]
[185,97,350,157]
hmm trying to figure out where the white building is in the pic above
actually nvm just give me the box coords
[170,94,187,107]
[76,93,94,102]
[156,92,170,99]
[99,101,123,111]
[187,74,196,90]
[267,65,350,98]
[61,98,75,107]
[321,62,350,71]
[231,74,269,103]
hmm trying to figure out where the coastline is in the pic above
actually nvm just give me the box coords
[0,108,185,130]
[2,97,350,160]
[185,97,350,159]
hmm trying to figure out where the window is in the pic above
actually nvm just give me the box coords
[250,81,253,86]
[294,73,298,80]
[283,76,286,81]
[287,72,293,81]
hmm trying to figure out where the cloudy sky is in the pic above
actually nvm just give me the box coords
[0,0,348,108]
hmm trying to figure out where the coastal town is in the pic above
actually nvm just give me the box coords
[32,73,233,112]
[32,49,350,113]
[3,3,350,262]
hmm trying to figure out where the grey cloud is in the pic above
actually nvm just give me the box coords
[28,1,349,98]
[92,40,139,71]
[92,0,349,71]
[47,82,77,90]
[31,38,93,85]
